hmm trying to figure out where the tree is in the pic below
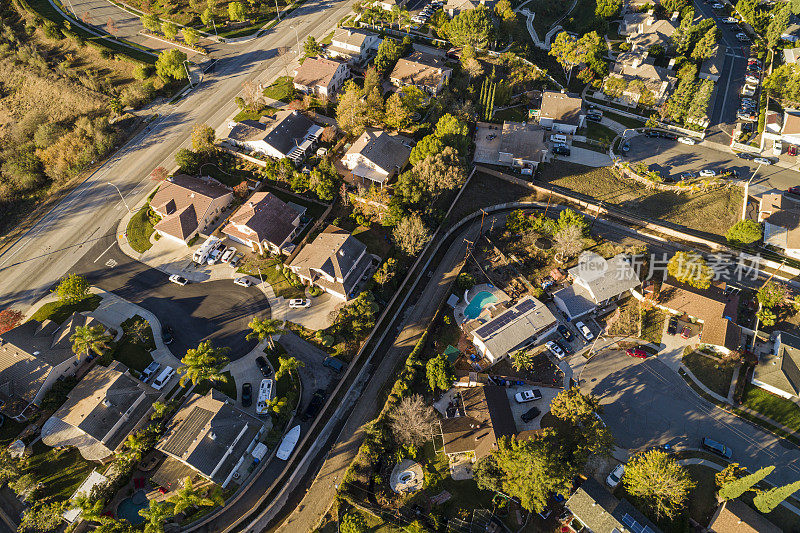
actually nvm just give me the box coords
[445,5,492,48]
[18,501,65,532]
[604,76,628,98]
[426,353,455,393]
[151,400,169,419]
[766,5,790,49]
[622,450,695,518]
[554,225,585,262]
[409,134,444,166]
[140,500,174,533]
[758,281,791,309]
[557,208,588,234]
[549,388,602,424]
[228,1,246,21]
[393,214,430,255]
[141,13,160,32]
[690,27,718,61]
[161,21,178,40]
[0,448,20,486]
[340,511,368,533]
[374,258,397,286]
[793,0,800,15]
[550,32,581,83]
[156,49,189,81]
[756,307,777,326]
[168,477,216,515]
[70,493,105,523]
[70,325,112,358]
[434,113,469,154]
[374,38,402,74]
[595,0,622,18]
[415,148,467,195]
[726,220,762,245]
[303,35,322,58]
[384,92,413,130]
[494,0,515,22]
[388,393,437,446]
[511,349,536,370]
[332,291,379,336]
[201,7,214,26]
[667,252,713,289]
[718,465,775,501]
[336,81,371,136]
[175,148,201,173]
[473,455,504,493]
[247,317,284,350]
[178,341,230,387]
[715,462,749,489]
[753,479,800,513]
[55,273,90,303]
[182,27,201,46]
[0,308,23,334]
[150,166,169,181]
[275,356,305,381]
[191,123,216,153]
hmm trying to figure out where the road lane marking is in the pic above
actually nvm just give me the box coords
[94,242,117,263]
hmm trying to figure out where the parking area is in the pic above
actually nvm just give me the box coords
[277,332,340,413]
[505,386,561,432]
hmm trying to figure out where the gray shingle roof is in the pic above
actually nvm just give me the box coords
[471,297,557,359]
[344,129,412,181]
[753,332,800,397]
[222,192,298,248]
[568,252,640,303]
[263,110,316,157]
[566,478,663,533]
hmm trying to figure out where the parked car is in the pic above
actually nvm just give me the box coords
[233,277,252,287]
[241,383,252,407]
[737,152,755,160]
[736,32,750,42]
[168,274,188,286]
[221,248,236,263]
[207,248,222,265]
[162,325,174,345]
[141,361,161,383]
[677,136,697,145]
[289,298,312,309]
[151,366,175,391]
[323,357,345,372]
[575,321,594,341]
[681,325,691,339]
[702,437,733,459]
[754,157,774,165]
[586,112,602,122]
[645,129,660,137]
[667,317,678,335]
[790,145,799,157]
[722,16,738,23]
[741,84,757,97]
[255,356,272,377]
[710,2,724,8]
[515,389,543,403]
[745,74,759,84]
[552,144,571,156]
[626,347,648,359]
[679,171,697,181]
[557,324,573,341]
[660,131,678,140]
[788,186,800,195]
[620,142,630,153]
[699,169,717,177]
[520,405,542,423]
[606,463,625,488]
[303,390,326,421]
[545,340,566,359]
[229,253,242,268]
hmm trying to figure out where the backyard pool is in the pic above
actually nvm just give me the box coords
[116,490,148,525]
[464,291,498,320]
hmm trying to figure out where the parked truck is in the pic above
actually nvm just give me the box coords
[192,236,220,265]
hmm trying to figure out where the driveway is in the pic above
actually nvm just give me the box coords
[581,349,800,486]
[277,332,339,413]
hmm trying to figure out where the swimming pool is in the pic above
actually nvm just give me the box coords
[116,490,148,525]
[464,291,498,320]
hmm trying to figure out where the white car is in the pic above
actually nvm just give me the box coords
[233,277,252,287]
[514,389,543,403]
[289,298,311,309]
[710,2,723,8]
[723,16,738,23]
[606,463,625,488]
[741,84,757,97]
[745,74,760,84]
[207,248,222,265]
[221,248,236,263]
[754,157,773,165]
[699,169,717,177]
[575,321,594,341]
[168,274,188,286]
[545,341,566,359]
[677,136,696,145]
[736,32,750,42]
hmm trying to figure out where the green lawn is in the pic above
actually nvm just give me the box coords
[640,307,665,345]
[742,384,800,432]
[233,105,277,122]
[682,350,736,398]
[126,205,156,253]
[262,76,295,102]
[239,256,306,299]
[112,341,153,372]
[492,106,529,123]
[29,294,102,325]
[320,30,335,45]
[353,225,392,257]
[585,121,618,145]
[24,441,96,502]
[192,371,237,399]
[685,465,719,528]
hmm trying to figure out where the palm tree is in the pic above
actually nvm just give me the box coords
[139,500,174,533]
[70,325,112,358]
[168,477,216,515]
[178,341,230,388]
[246,317,284,351]
[151,400,168,420]
[275,356,305,382]
[71,493,105,523]
[124,432,149,460]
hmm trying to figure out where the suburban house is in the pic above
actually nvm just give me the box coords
[782,16,800,43]
[700,46,725,82]
[620,11,650,35]
[438,385,516,460]
[758,192,800,259]
[222,192,302,255]
[538,91,585,134]
[376,0,407,11]
[605,50,676,107]
[565,478,663,533]
[389,52,452,96]
[473,121,548,174]
[623,13,678,50]
[784,47,800,64]
[149,174,233,245]
[752,332,800,400]
[341,128,413,187]
[41,362,159,461]
[287,225,373,300]
[292,56,350,99]
[652,279,742,354]
[553,252,641,320]
[327,28,382,64]
[227,110,324,165]
[469,296,558,363]
[0,312,106,422]
[708,499,781,533]
[444,0,491,16]
[152,390,267,490]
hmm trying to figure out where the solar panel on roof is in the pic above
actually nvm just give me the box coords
[474,298,539,338]
[621,513,654,533]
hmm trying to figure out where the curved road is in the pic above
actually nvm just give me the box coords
[581,349,800,486]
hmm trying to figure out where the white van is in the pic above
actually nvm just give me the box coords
[152,366,175,391]
[550,134,568,145]
[774,139,783,155]
[192,236,220,265]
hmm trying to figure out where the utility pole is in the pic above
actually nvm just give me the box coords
[290,24,300,57]
[275,0,281,21]
[463,238,474,264]
[544,191,552,218]
[479,209,487,236]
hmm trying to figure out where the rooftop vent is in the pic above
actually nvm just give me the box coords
[103,399,112,408]
[209,431,217,440]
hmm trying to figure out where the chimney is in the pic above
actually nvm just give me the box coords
[209,431,216,440]
[249,201,255,207]
[103,399,112,408]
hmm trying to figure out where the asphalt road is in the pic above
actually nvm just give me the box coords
[72,233,270,359]
[581,349,800,486]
